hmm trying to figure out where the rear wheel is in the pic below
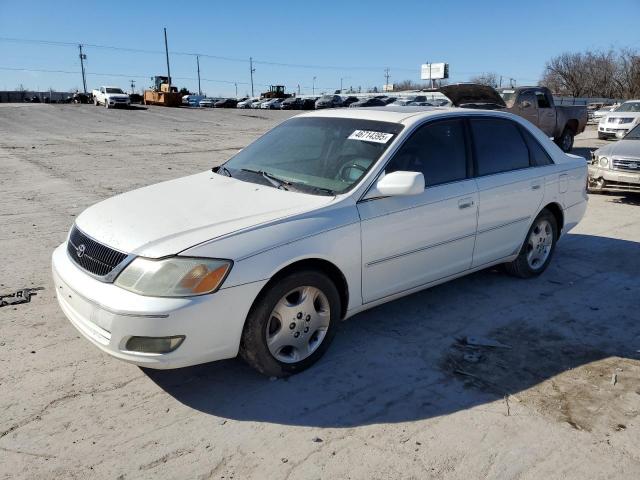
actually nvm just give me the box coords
[505,209,558,278]
[556,127,574,152]
[240,270,341,377]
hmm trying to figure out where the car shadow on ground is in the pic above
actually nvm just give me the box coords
[145,234,640,428]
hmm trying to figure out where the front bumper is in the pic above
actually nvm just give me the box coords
[52,244,267,369]
[588,165,640,192]
[598,125,633,137]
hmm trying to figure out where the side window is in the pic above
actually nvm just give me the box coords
[386,119,468,187]
[535,91,551,108]
[470,118,531,175]
[520,127,554,166]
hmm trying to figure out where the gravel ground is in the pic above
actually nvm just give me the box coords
[1,104,639,480]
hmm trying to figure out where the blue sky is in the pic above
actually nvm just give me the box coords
[1,0,639,96]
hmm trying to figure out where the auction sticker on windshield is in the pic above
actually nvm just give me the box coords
[348,130,394,143]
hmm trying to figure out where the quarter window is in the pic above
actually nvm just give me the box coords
[470,118,530,175]
[520,127,554,166]
[386,119,468,187]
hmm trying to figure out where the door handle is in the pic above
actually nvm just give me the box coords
[531,183,541,190]
[458,198,474,209]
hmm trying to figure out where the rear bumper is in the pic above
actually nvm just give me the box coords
[52,243,267,369]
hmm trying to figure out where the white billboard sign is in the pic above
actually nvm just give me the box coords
[421,63,448,80]
[383,84,394,92]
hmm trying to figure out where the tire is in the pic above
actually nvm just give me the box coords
[556,127,574,152]
[104,100,109,109]
[505,209,558,279]
[239,270,341,377]
[94,97,98,106]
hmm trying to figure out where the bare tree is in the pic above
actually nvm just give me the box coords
[469,72,498,88]
[541,48,640,99]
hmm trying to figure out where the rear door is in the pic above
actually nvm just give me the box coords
[535,90,556,137]
[469,117,545,267]
[358,118,478,302]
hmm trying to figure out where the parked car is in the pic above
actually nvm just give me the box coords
[589,123,640,193]
[53,107,587,377]
[440,84,588,152]
[381,97,397,105]
[280,97,303,110]
[199,97,219,108]
[129,93,143,104]
[349,97,386,108]
[251,99,266,109]
[92,86,130,108]
[342,96,360,107]
[237,97,258,109]
[592,104,619,123]
[597,100,640,139]
[391,96,428,106]
[215,98,239,108]
[260,98,283,109]
[301,98,318,110]
[315,94,343,109]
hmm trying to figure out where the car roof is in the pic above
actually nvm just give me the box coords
[297,106,534,127]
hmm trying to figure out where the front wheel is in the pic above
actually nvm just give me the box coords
[505,209,558,278]
[94,97,98,106]
[240,270,341,377]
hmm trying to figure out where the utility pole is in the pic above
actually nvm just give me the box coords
[234,82,238,98]
[249,57,255,97]
[78,44,87,94]
[163,28,171,87]
[312,76,316,95]
[196,56,201,95]
[130,79,136,94]
[384,67,390,88]
[297,84,300,96]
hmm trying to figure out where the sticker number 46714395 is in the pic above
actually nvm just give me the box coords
[348,130,394,144]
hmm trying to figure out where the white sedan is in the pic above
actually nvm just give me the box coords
[52,107,587,377]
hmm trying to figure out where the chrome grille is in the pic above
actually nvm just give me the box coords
[612,158,640,172]
[67,226,127,277]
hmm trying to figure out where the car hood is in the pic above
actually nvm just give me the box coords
[439,83,506,108]
[596,139,640,158]
[75,171,334,258]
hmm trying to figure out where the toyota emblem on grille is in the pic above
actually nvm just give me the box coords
[76,244,86,258]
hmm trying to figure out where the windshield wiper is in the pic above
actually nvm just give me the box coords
[241,168,290,190]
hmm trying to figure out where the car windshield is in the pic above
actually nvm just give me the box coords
[624,124,640,139]
[223,117,403,194]
[106,88,124,94]
[616,102,640,112]
[498,89,517,107]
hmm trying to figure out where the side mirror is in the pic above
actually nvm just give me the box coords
[366,171,425,199]
[520,100,531,108]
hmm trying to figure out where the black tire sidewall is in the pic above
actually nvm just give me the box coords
[240,270,341,377]
[519,209,558,275]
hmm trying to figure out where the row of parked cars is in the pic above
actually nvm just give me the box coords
[183,93,451,110]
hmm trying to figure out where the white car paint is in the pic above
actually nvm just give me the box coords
[598,100,640,138]
[92,86,130,108]
[52,107,588,369]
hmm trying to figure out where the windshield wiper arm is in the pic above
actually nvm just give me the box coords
[241,168,290,190]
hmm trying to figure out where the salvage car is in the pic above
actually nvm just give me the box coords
[315,94,344,109]
[597,100,640,139]
[350,97,386,108]
[440,84,588,152]
[589,123,640,193]
[52,107,587,377]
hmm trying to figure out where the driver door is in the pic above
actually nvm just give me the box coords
[357,118,478,303]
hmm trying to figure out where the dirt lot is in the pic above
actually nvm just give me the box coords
[1,104,639,479]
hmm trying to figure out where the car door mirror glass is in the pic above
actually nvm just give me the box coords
[365,171,425,198]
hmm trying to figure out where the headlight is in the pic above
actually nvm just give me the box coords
[115,257,232,297]
[599,156,609,168]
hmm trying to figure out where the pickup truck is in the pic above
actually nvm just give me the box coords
[92,86,130,109]
[440,84,588,152]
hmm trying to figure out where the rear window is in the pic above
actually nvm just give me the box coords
[470,118,530,175]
